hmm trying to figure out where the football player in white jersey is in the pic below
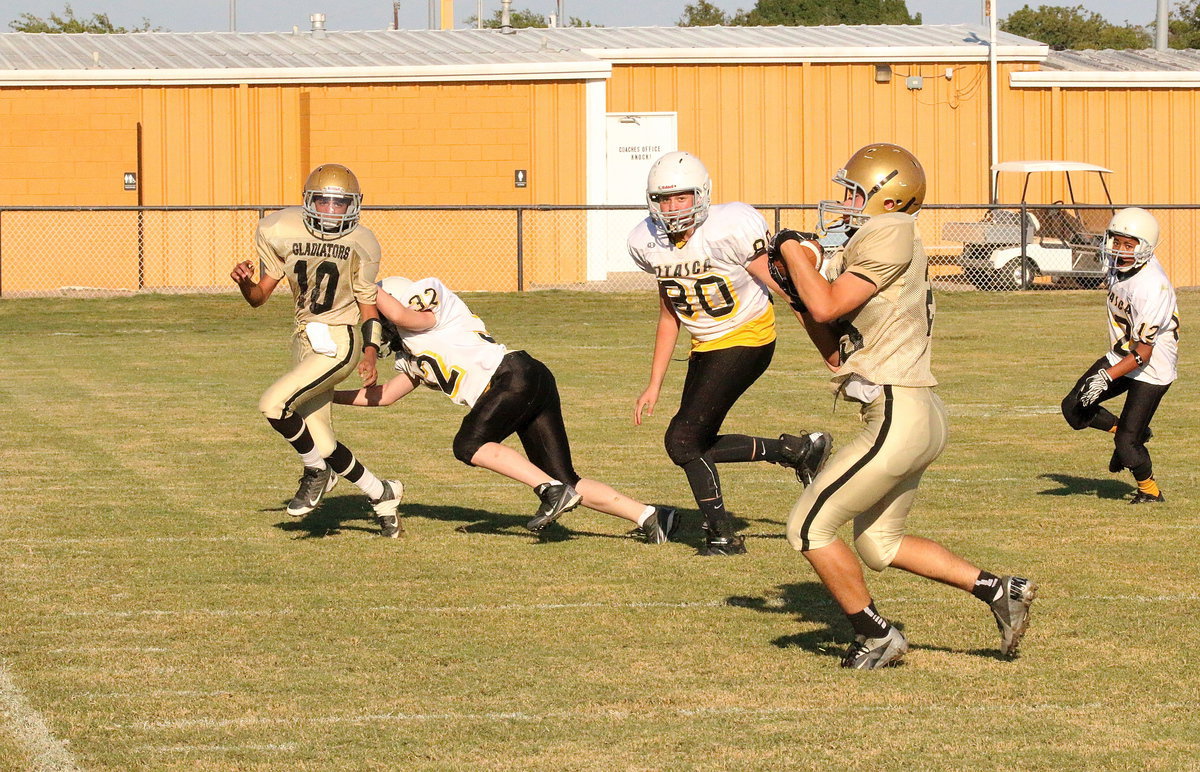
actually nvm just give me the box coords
[1061,207,1178,504]
[230,164,403,537]
[334,276,679,542]
[628,151,832,556]
[769,144,1036,669]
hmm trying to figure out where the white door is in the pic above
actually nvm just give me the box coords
[593,113,677,275]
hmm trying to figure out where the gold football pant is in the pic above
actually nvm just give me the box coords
[258,324,361,457]
[786,385,948,571]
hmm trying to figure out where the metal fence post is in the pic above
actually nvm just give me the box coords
[1020,201,1029,290]
[516,207,524,292]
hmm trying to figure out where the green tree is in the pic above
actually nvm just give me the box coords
[679,0,919,27]
[1000,4,1149,50]
[1169,0,1200,48]
[466,8,596,28]
[679,1,732,26]
[8,3,157,32]
[735,0,919,25]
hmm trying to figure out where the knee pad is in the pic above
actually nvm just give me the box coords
[1061,391,1088,430]
[452,431,482,467]
[259,394,286,421]
[854,531,900,573]
[664,422,705,467]
[1114,429,1145,466]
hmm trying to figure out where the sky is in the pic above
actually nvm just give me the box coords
[0,0,1166,33]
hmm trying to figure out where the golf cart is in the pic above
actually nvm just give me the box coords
[947,161,1115,290]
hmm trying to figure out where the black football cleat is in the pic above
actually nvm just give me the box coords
[989,575,1037,657]
[371,480,405,538]
[701,533,747,556]
[287,465,334,517]
[841,627,908,670]
[526,482,582,532]
[779,431,833,486]
[641,506,679,544]
[1129,490,1165,505]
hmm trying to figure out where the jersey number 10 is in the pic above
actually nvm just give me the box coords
[294,259,339,315]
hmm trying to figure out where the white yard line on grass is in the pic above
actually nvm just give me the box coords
[52,593,1200,621]
[0,661,80,771]
[116,700,1194,731]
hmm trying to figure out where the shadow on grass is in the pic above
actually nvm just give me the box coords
[729,582,1012,662]
[274,496,710,545]
[1038,472,1134,500]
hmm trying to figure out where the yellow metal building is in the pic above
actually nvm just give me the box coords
[0,25,1196,292]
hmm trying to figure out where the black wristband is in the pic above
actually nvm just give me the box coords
[361,318,382,353]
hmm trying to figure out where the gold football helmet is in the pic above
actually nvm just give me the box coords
[302,163,363,239]
[818,143,926,233]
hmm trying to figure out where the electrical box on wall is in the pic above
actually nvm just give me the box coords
[906,75,924,90]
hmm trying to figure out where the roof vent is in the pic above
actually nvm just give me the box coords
[310,13,327,38]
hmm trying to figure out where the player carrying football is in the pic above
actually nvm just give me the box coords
[769,143,1036,669]
[334,275,679,542]
[628,151,831,556]
[230,164,403,537]
[1060,207,1178,504]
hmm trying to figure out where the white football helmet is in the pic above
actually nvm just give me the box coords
[646,151,712,234]
[1101,207,1159,276]
[302,163,363,240]
[379,276,417,304]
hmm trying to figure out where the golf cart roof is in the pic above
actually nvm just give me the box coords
[992,161,1113,174]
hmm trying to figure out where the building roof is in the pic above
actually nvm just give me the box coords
[1043,48,1200,72]
[1012,48,1200,88]
[0,25,1047,86]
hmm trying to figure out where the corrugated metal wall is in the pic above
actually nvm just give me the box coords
[607,61,1000,208]
[2,58,1199,289]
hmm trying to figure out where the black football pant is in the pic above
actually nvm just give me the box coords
[452,350,580,486]
[665,341,784,534]
[1061,355,1170,480]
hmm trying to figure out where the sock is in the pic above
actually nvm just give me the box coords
[847,602,890,639]
[635,506,656,527]
[1108,426,1118,434]
[705,435,784,464]
[682,458,733,534]
[267,414,326,469]
[1137,477,1161,497]
[326,442,385,500]
[972,571,1004,604]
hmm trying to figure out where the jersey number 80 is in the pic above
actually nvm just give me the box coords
[660,275,736,319]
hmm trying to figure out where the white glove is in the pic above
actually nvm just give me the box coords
[1079,369,1112,408]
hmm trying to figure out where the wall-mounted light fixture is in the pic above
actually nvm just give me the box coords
[874,64,892,84]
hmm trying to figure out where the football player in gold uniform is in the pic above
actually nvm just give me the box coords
[629,151,832,556]
[769,144,1036,668]
[230,164,403,537]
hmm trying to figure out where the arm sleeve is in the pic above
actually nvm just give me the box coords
[352,231,382,305]
[254,224,285,281]
[843,220,912,290]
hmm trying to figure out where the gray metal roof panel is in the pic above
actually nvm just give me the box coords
[0,24,1044,72]
[1043,48,1200,72]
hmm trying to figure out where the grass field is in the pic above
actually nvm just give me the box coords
[2,289,1199,770]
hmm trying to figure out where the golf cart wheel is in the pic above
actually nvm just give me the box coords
[999,257,1037,290]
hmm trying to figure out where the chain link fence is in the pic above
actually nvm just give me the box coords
[1,204,1196,298]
